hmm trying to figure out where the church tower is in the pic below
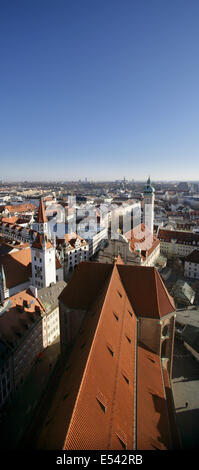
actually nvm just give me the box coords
[31,198,56,289]
[143,177,155,234]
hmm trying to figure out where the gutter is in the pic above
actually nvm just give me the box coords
[134,316,139,450]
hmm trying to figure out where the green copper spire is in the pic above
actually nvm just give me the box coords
[144,176,155,194]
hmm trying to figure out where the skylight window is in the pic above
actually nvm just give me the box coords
[113,312,119,321]
[96,392,108,413]
[107,344,114,356]
[122,373,130,385]
[126,335,132,344]
[116,432,127,450]
[63,392,69,401]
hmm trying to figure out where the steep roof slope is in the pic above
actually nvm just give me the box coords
[59,262,113,309]
[35,261,176,451]
[0,247,32,288]
[117,265,175,319]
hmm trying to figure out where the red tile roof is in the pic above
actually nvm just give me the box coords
[37,198,47,224]
[137,346,171,449]
[158,229,199,245]
[31,233,53,250]
[59,262,175,319]
[0,247,32,288]
[1,216,19,224]
[0,289,45,347]
[35,261,176,451]
[5,203,36,214]
[124,224,160,260]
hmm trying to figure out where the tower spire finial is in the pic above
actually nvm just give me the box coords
[38,197,47,224]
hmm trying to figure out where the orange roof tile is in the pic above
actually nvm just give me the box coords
[0,289,45,347]
[35,261,176,451]
[37,198,47,224]
[125,224,160,260]
[36,263,137,450]
[31,233,53,250]
[137,345,171,450]
[5,203,36,214]
[0,247,32,288]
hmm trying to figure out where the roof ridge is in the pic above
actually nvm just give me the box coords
[155,268,175,314]
[154,268,161,316]
[115,264,138,318]
[38,197,47,224]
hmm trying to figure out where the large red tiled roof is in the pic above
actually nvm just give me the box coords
[36,261,137,450]
[59,262,175,319]
[35,260,176,451]
[117,264,175,319]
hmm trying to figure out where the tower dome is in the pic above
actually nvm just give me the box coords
[144,177,155,194]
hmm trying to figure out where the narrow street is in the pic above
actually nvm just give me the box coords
[172,337,199,449]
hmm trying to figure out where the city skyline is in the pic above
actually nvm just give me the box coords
[1,0,199,180]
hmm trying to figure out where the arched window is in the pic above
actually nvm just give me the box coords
[161,339,168,359]
[162,324,169,337]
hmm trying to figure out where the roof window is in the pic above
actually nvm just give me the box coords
[126,335,132,344]
[96,391,108,413]
[113,312,119,321]
[63,392,69,401]
[116,431,127,450]
[107,344,114,357]
[122,372,130,385]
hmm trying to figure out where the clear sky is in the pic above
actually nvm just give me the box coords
[0,0,199,181]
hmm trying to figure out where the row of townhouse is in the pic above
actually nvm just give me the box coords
[0,281,66,409]
[158,228,199,258]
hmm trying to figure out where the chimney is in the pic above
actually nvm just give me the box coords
[29,285,38,298]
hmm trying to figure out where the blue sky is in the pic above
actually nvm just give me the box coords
[0,0,199,181]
